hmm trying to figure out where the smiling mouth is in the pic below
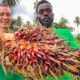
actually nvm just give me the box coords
[3,23,8,24]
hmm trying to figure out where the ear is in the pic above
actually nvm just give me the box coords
[52,13,54,21]
[36,15,38,19]
[36,14,39,19]
[52,13,54,17]
[35,15,39,22]
[36,15,40,21]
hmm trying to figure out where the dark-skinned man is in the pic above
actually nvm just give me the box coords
[35,0,80,80]
[36,0,80,51]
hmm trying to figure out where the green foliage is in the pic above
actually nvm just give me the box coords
[33,0,39,24]
[53,17,73,31]
[10,16,23,32]
[74,16,80,36]
[23,21,31,27]
[16,16,23,27]
[2,0,21,7]
[74,16,80,27]
[76,35,80,45]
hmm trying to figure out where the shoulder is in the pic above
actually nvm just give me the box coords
[2,33,15,40]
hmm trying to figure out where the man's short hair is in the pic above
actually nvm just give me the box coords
[36,0,52,13]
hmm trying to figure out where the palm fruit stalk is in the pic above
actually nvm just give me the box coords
[1,25,80,80]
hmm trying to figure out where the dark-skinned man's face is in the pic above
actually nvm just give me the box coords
[37,3,54,28]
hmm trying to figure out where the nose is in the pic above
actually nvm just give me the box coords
[3,15,8,19]
[43,11,48,16]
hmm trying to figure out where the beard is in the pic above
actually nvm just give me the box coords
[38,18,53,28]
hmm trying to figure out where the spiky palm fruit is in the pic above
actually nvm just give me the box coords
[1,25,80,80]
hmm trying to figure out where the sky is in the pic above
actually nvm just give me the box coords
[13,0,80,36]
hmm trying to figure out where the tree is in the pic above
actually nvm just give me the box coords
[2,0,20,7]
[33,0,38,24]
[16,16,23,27]
[10,19,17,31]
[74,16,80,27]
[53,17,73,31]
[10,16,23,31]
[74,16,80,35]
[76,34,80,45]
[23,21,31,27]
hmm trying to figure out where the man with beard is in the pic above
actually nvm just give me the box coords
[35,0,80,80]
[36,0,80,51]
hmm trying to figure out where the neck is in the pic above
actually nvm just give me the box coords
[44,25,52,29]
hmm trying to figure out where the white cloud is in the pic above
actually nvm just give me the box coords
[13,5,27,15]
